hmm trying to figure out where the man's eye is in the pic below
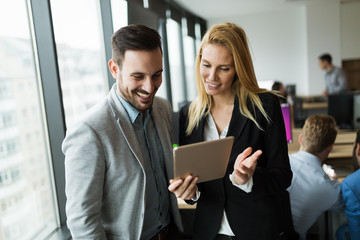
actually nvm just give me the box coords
[133,75,143,79]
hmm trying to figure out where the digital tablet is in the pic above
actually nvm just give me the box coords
[173,136,234,183]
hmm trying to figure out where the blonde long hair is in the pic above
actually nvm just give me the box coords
[186,22,271,135]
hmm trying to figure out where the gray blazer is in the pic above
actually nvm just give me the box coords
[63,85,183,239]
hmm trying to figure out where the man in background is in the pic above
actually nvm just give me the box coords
[271,81,287,104]
[318,53,347,96]
[62,24,183,239]
[287,115,343,239]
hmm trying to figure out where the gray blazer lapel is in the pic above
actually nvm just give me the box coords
[107,85,145,167]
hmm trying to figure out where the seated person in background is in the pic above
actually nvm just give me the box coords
[272,81,287,104]
[287,114,344,239]
[318,53,347,96]
[336,130,360,240]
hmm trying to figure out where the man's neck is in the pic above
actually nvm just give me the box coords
[300,146,326,162]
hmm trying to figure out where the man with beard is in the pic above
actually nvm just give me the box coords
[62,24,183,240]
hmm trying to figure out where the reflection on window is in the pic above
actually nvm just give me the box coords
[195,23,202,55]
[182,18,197,102]
[166,19,185,111]
[0,1,58,239]
[51,0,109,127]
[111,0,128,32]
[154,21,168,100]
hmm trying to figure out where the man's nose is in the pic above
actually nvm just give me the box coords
[142,77,154,93]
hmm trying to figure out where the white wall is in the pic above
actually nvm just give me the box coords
[306,2,341,96]
[209,6,308,94]
[341,1,360,60]
[207,1,360,96]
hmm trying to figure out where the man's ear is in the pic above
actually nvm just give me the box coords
[108,59,119,78]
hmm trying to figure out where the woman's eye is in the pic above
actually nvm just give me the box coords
[221,68,229,72]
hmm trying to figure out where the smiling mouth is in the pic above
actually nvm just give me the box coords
[136,92,152,101]
[206,82,220,89]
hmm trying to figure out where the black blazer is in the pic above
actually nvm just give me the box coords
[179,93,293,240]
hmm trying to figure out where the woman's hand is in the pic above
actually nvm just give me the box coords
[232,147,262,185]
[168,175,198,200]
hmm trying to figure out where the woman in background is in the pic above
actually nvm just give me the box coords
[168,23,294,240]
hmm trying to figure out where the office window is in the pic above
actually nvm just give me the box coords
[50,0,109,127]
[195,23,202,54]
[166,18,186,111]
[156,20,169,101]
[111,0,128,32]
[0,1,58,239]
[182,18,197,102]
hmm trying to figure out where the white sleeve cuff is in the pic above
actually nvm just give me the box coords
[190,188,201,201]
[229,174,253,193]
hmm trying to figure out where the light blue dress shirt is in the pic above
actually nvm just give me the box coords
[325,66,347,94]
[287,151,343,240]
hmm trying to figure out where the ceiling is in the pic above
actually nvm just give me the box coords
[172,0,356,20]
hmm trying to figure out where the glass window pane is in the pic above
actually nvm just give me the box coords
[182,19,197,102]
[166,19,185,111]
[0,1,58,239]
[50,0,109,127]
[195,23,202,54]
[111,0,128,32]
[155,22,168,100]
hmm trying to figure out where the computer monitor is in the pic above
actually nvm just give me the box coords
[285,84,296,96]
[281,103,293,143]
[328,93,354,130]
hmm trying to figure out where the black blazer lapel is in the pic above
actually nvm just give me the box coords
[227,96,248,142]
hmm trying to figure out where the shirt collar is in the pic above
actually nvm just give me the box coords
[296,151,322,167]
[114,87,151,123]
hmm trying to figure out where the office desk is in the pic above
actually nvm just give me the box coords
[300,100,328,118]
[178,199,196,209]
[288,128,356,158]
[302,102,328,110]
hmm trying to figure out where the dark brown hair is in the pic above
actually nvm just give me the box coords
[319,53,332,64]
[111,24,162,68]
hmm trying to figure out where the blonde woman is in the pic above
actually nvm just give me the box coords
[168,23,293,239]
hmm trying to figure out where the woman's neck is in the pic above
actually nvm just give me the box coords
[210,93,235,135]
[212,92,235,108]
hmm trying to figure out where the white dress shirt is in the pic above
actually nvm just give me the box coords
[287,151,343,240]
